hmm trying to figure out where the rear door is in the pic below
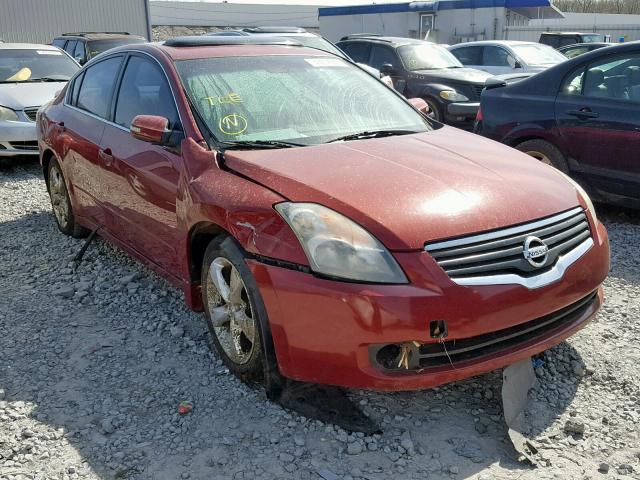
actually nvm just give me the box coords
[481,45,515,75]
[450,45,484,71]
[555,52,640,198]
[61,55,124,224]
[337,41,371,64]
[368,44,406,93]
[99,53,183,273]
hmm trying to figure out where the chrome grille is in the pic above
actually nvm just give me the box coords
[425,207,592,288]
[9,141,38,151]
[24,107,39,122]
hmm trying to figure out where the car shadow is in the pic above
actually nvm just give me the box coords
[0,210,593,479]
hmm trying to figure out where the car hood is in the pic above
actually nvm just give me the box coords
[0,81,67,110]
[224,127,583,250]
[411,67,493,84]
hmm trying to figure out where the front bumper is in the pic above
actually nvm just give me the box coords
[0,120,38,156]
[447,101,480,117]
[248,221,609,391]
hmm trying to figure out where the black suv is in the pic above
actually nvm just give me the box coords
[52,32,146,65]
[337,35,492,127]
[539,32,604,49]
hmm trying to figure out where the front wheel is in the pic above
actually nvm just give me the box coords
[201,237,266,379]
[424,98,443,122]
[515,139,569,174]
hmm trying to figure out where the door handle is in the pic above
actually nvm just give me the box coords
[566,108,599,119]
[98,148,114,166]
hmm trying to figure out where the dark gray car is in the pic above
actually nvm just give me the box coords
[337,35,492,128]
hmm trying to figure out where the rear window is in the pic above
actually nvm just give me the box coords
[76,56,122,118]
[87,38,146,58]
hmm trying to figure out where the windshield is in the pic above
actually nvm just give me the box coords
[176,55,431,146]
[283,35,345,57]
[398,44,463,70]
[88,38,146,58]
[0,49,79,82]
[581,34,603,43]
[511,44,566,65]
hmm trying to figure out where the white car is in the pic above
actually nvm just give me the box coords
[448,40,567,75]
[0,43,79,157]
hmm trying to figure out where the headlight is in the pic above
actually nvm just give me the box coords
[381,75,394,88]
[275,202,408,284]
[439,90,469,102]
[559,172,597,223]
[0,106,19,122]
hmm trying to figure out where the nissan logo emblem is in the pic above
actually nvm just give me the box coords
[523,236,549,268]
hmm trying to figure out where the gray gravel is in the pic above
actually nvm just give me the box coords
[1,160,639,480]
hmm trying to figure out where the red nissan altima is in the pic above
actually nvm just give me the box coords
[37,37,610,392]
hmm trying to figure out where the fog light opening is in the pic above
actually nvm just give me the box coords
[376,344,401,369]
[430,319,448,339]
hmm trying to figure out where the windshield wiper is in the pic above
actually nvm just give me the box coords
[326,129,419,143]
[218,139,307,150]
[27,77,70,82]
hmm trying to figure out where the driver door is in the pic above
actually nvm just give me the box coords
[99,54,184,273]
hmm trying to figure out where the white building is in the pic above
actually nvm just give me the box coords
[318,0,564,45]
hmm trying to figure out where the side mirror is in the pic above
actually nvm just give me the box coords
[380,63,397,76]
[131,115,171,144]
[74,55,85,65]
[484,77,507,90]
[408,97,430,115]
[514,60,522,69]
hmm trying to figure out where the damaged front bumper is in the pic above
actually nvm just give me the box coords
[247,221,609,391]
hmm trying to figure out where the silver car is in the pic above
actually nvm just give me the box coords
[448,40,567,76]
[0,43,79,157]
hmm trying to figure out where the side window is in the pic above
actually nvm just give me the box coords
[338,42,371,64]
[560,37,576,47]
[583,54,640,101]
[562,67,585,96]
[114,56,179,129]
[76,56,122,119]
[68,72,84,105]
[73,41,86,64]
[451,46,482,65]
[64,40,77,55]
[369,45,398,70]
[564,47,589,59]
[483,46,511,67]
[52,38,66,49]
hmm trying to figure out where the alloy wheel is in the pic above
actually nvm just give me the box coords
[206,257,257,365]
[49,165,70,229]
[525,150,552,166]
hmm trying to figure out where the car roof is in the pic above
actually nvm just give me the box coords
[118,37,334,61]
[0,43,60,50]
[450,40,538,48]
[559,42,610,49]
[540,32,596,36]
[338,36,428,47]
[57,32,145,40]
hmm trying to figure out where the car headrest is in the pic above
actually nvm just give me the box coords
[586,68,605,86]
[626,65,640,83]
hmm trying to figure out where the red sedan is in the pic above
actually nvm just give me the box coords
[37,37,610,392]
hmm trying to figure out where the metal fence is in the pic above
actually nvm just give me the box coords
[504,24,640,42]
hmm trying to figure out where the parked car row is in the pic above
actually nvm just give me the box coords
[33,34,610,395]
[476,41,640,208]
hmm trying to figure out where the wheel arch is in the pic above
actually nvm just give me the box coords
[187,221,232,283]
[41,148,56,188]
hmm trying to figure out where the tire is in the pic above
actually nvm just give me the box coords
[515,139,569,174]
[47,159,89,238]
[201,236,269,381]
[424,98,443,122]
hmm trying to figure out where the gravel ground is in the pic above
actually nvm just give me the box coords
[1,160,639,480]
